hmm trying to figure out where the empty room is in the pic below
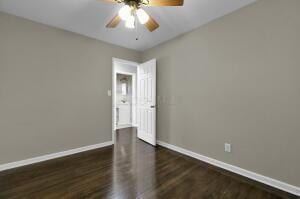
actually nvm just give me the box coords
[0,0,299,198]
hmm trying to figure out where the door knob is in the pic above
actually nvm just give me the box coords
[150,105,155,108]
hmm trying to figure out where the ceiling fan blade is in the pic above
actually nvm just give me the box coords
[147,0,184,6]
[145,15,159,32]
[106,15,121,28]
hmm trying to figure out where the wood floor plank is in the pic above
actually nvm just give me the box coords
[0,128,297,199]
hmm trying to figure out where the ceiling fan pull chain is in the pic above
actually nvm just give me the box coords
[135,19,139,41]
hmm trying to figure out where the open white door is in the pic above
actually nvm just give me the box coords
[137,59,156,146]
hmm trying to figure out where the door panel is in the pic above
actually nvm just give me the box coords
[137,59,156,146]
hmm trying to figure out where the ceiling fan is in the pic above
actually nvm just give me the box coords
[103,0,184,32]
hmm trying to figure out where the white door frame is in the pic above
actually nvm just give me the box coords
[112,58,138,144]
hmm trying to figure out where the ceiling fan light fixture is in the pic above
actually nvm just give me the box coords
[125,15,135,29]
[136,8,149,24]
[118,5,131,21]
[105,0,185,32]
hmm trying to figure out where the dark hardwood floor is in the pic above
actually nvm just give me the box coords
[0,128,297,199]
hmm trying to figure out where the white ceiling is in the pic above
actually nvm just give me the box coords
[0,0,256,51]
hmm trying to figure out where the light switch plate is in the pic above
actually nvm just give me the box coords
[107,90,112,97]
[225,143,231,153]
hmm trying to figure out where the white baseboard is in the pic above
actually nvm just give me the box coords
[116,124,133,129]
[157,140,300,196]
[0,141,113,172]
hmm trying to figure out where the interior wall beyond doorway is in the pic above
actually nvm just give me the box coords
[112,59,138,138]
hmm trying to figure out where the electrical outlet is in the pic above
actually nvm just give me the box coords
[225,143,231,153]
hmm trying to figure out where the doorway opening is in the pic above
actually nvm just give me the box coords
[112,58,157,146]
[116,73,133,129]
[112,58,138,144]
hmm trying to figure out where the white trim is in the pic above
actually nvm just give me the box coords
[113,57,139,66]
[116,124,133,129]
[0,141,113,172]
[116,71,136,76]
[157,141,300,196]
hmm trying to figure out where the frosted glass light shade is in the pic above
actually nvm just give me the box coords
[136,8,149,24]
[118,5,131,21]
[125,15,135,29]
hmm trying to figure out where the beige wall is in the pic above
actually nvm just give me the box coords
[142,0,300,187]
[0,12,140,164]
[1,0,299,189]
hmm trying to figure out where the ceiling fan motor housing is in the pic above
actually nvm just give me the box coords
[123,0,150,7]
